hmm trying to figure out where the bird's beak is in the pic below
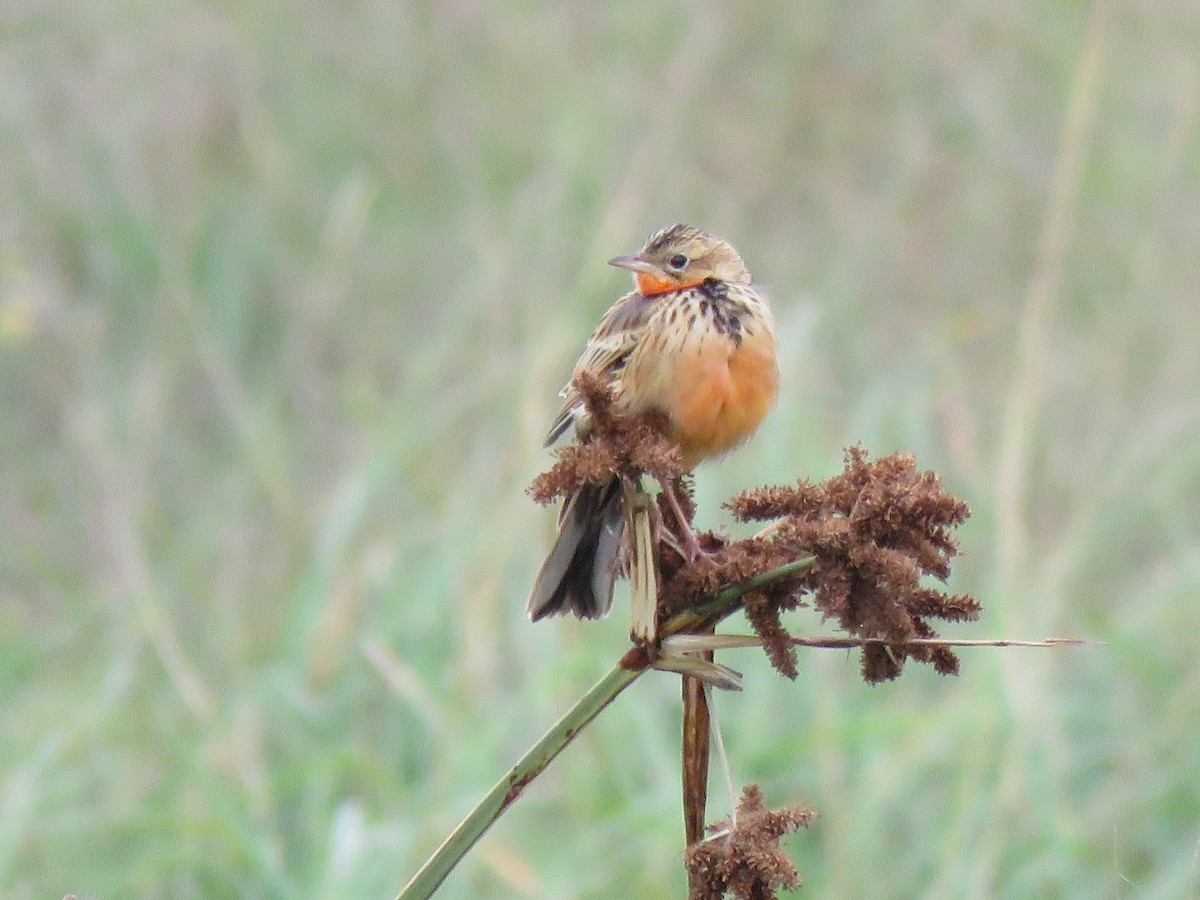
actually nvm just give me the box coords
[607,254,660,275]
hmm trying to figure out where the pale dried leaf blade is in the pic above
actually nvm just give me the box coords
[662,633,765,653]
[624,478,658,643]
[652,654,744,691]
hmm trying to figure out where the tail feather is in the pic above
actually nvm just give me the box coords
[527,479,624,620]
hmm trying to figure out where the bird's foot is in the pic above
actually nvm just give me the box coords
[661,482,721,563]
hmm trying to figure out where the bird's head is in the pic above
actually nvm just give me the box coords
[608,224,751,297]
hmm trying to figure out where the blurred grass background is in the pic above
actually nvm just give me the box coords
[2,0,1199,897]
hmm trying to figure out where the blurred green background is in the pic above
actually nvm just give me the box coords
[2,0,1198,897]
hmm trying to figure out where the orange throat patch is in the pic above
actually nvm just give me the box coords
[635,271,705,297]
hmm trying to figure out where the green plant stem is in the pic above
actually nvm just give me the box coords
[397,663,643,900]
[398,555,814,898]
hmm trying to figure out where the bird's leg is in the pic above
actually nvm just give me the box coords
[662,478,711,562]
[641,485,685,559]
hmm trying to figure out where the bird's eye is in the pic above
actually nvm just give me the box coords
[668,254,688,270]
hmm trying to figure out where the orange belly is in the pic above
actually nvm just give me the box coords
[666,330,779,468]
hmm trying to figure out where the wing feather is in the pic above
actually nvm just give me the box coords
[544,291,656,446]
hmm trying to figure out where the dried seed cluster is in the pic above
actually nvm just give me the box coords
[528,371,682,505]
[724,446,980,682]
[683,784,814,900]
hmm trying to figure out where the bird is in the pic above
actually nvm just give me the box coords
[527,223,779,621]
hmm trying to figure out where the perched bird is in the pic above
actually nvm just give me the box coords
[527,224,779,621]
